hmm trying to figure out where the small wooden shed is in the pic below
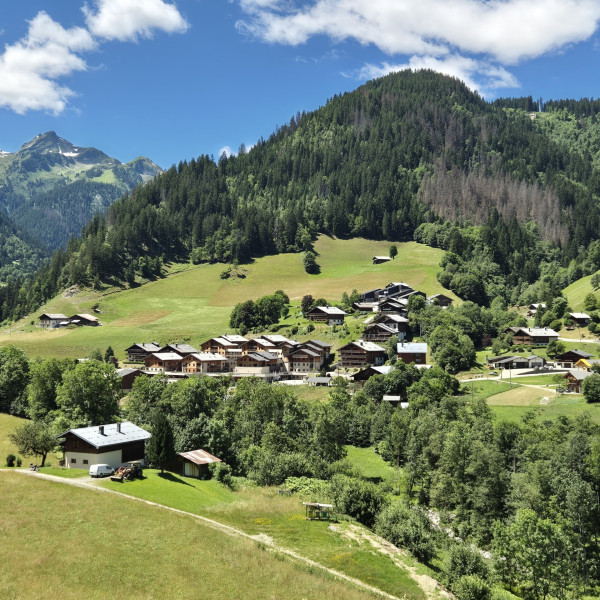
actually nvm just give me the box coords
[178,448,222,479]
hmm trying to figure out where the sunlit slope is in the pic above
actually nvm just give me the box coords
[0,238,454,359]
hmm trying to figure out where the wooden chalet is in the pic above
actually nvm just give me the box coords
[339,341,386,368]
[554,349,593,368]
[396,342,427,365]
[358,288,383,302]
[380,282,413,298]
[575,358,600,370]
[376,298,407,315]
[507,327,559,346]
[372,256,391,265]
[569,312,592,327]
[159,343,198,357]
[200,337,244,363]
[181,353,228,374]
[56,422,151,469]
[565,369,593,393]
[427,293,453,308]
[373,314,409,334]
[69,313,99,326]
[352,365,393,383]
[242,338,277,354]
[527,303,546,317]
[144,352,183,372]
[362,322,398,343]
[487,355,546,370]
[177,448,221,479]
[125,343,161,362]
[116,368,146,390]
[234,352,280,380]
[286,347,322,373]
[306,306,347,325]
[38,313,69,329]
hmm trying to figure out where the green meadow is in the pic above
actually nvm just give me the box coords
[0,237,453,360]
[0,472,384,600]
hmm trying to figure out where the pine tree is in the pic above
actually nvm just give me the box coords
[147,412,175,474]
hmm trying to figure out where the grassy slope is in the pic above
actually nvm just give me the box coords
[0,413,26,462]
[0,472,381,600]
[0,237,452,360]
[564,274,597,312]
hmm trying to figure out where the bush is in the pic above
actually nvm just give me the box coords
[210,462,233,487]
[330,475,386,528]
[453,575,491,600]
[375,501,435,562]
[16,457,22,467]
[6,453,16,467]
[444,542,490,587]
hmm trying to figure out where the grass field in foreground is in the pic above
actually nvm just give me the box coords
[95,469,426,600]
[0,237,453,360]
[0,413,26,464]
[0,472,380,600]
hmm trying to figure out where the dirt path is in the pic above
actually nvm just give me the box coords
[5,470,417,600]
[331,523,454,600]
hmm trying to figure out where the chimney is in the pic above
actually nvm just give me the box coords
[117,422,121,433]
[98,425,104,435]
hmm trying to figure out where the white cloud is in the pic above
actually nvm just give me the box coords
[356,55,520,98]
[219,145,234,158]
[0,12,95,115]
[0,2,188,115]
[84,0,189,42]
[237,0,600,64]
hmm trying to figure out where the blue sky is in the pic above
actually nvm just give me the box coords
[1,0,600,168]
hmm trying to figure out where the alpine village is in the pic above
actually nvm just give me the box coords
[10,69,600,600]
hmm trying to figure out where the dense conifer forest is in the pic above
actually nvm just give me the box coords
[5,70,600,321]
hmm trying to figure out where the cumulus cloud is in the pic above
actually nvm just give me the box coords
[84,0,189,42]
[0,12,95,114]
[0,2,188,115]
[356,55,520,98]
[219,145,234,158]
[237,0,600,64]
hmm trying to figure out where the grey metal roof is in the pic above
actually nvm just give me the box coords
[39,313,68,320]
[310,306,347,315]
[397,342,428,354]
[56,421,151,449]
[178,448,221,465]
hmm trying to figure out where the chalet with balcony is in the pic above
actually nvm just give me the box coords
[554,349,593,369]
[396,342,427,365]
[527,303,546,317]
[352,365,393,384]
[69,314,99,326]
[144,352,183,372]
[181,353,228,374]
[116,368,146,390]
[362,322,398,343]
[125,343,161,362]
[56,421,151,470]
[307,306,347,325]
[242,337,277,354]
[507,327,559,346]
[487,355,546,370]
[339,341,386,368]
[569,312,592,327]
[159,343,198,357]
[38,313,69,329]
[233,351,280,381]
[565,369,593,393]
[286,347,322,373]
[376,298,407,315]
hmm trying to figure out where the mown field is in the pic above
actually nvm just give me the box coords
[564,273,597,312]
[0,472,386,600]
[0,237,453,360]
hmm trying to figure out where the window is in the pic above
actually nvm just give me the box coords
[71,458,76,464]
[83,459,88,465]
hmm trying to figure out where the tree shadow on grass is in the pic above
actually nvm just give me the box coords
[157,471,194,486]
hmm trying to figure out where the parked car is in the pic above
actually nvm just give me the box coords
[89,463,115,478]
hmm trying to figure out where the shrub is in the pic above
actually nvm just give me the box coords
[210,462,233,487]
[375,501,435,562]
[16,457,22,467]
[330,475,386,528]
[6,453,16,467]
[453,575,491,600]
[443,542,490,587]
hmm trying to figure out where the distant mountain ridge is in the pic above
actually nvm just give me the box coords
[0,131,162,254]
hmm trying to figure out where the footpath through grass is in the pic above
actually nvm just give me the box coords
[0,472,380,600]
[95,469,426,600]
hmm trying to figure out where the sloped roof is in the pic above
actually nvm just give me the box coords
[557,349,593,359]
[39,313,68,320]
[56,421,151,449]
[568,369,594,381]
[341,340,385,352]
[161,343,198,354]
[221,334,249,344]
[148,352,183,361]
[569,312,591,320]
[509,327,558,337]
[187,353,226,362]
[178,449,221,465]
[242,351,278,362]
[309,306,347,316]
[397,342,428,354]
[126,343,161,352]
[71,313,98,322]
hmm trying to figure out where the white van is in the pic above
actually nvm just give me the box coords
[89,464,114,478]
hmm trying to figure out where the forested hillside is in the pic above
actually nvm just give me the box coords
[5,70,600,321]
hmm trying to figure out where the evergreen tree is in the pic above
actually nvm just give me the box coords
[147,411,175,473]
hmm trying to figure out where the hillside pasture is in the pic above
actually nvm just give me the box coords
[0,472,381,600]
[0,238,452,359]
